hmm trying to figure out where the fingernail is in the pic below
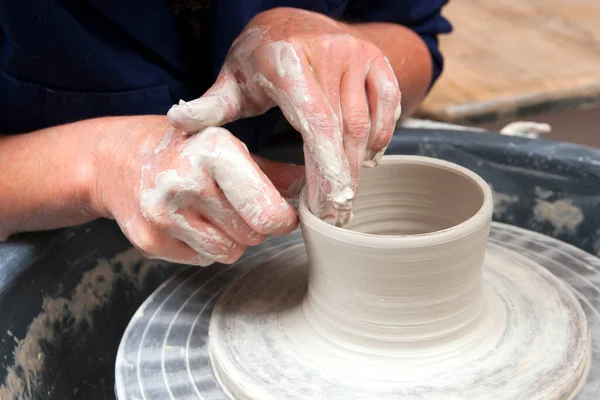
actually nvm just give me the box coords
[166,104,195,131]
[373,146,387,165]
[362,145,388,168]
[362,158,377,168]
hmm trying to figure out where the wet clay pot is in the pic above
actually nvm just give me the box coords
[208,155,589,400]
[298,155,494,355]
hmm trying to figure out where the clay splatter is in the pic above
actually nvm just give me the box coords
[532,199,584,236]
[0,249,159,400]
[490,186,519,220]
[534,186,554,200]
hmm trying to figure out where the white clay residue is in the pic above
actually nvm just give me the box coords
[167,80,243,131]
[362,58,400,168]
[490,185,519,220]
[153,128,174,155]
[499,121,551,139]
[0,249,158,400]
[139,169,227,265]
[167,30,383,223]
[180,127,292,234]
[534,186,555,200]
[139,126,295,265]
[256,41,353,217]
[533,198,584,236]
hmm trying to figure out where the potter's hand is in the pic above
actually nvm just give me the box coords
[167,7,402,225]
[94,116,301,266]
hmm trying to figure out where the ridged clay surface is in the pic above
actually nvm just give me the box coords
[206,156,590,399]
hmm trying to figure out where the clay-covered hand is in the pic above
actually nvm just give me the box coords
[93,116,302,266]
[167,7,402,225]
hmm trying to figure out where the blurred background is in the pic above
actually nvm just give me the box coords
[411,0,599,148]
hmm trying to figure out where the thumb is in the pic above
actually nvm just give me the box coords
[252,155,306,199]
[167,69,244,132]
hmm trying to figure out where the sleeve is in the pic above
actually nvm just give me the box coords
[343,0,452,88]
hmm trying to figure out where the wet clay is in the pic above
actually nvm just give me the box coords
[208,156,590,399]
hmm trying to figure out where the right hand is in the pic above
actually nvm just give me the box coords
[167,9,402,226]
[92,116,303,266]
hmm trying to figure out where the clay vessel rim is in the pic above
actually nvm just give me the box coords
[298,155,493,246]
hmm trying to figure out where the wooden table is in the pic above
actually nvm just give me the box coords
[417,0,600,124]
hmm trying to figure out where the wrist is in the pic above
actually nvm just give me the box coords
[79,117,116,219]
[88,115,170,219]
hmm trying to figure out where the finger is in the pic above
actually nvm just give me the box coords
[124,221,215,266]
[140,160,265,247]
[309,49,354,226]
[167,69,244,132]
[309,49,344,123]
[255,41,353,220]
[183,127,298,236]
[340,63,371,187]
[364,57,401,167]
[169,208,245,265]
[251,155,306,199]
[187,177,267,247]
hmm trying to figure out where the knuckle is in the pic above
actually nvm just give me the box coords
[379,80,401,105]
[246,208,288,235]
[345,115,371,138]
[262,205,298,234]
[372,120,394,143]
[319,34,347,52]
[374,129,393,148]
[232,222,267,246]
[247,211,276,234]
[310,117,340,131]
[246,230,266,246]
[362,41,383,56]
[283,37,303,51]
[301,111,341,134]
[184,226,241,263]
[140,203,169,228]
[133,228,161,258]
[338,33,361,47]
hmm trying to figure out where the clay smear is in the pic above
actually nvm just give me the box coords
[490,185,519,220]
[0,249,158,400]
[533,198,583,235]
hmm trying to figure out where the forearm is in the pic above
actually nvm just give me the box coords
[344,22,433,117]
[0,119,104,239]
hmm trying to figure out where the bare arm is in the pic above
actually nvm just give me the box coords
[0,117,301,269]
[0,119,105,239]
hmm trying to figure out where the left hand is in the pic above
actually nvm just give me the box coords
[167,7,402,225]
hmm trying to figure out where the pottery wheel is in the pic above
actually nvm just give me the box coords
[115,223,599,399]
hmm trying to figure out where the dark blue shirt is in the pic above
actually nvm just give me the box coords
[0,0,451,152]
